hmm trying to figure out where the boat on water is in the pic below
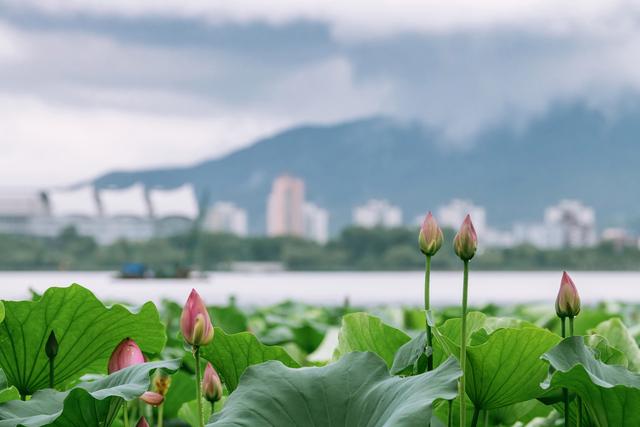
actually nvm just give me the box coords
[118,262,193,279]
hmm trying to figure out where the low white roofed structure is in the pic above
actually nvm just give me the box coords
[48,186,99,217]
[149,184,198,219]
[100,183,150,217]
[0,190,48,217]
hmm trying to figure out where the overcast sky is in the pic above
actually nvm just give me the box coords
[2,1,640,187]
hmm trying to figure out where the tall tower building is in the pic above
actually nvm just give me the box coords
[266,175,305,237]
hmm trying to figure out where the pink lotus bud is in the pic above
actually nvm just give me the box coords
[136,417,150,427]
[108,338,145,374]
[453,215,477,261]
[418,212,444,256]
[202,362,223,403]
[180,289,214,347]
[555,271,581,318]
[140,391,164,406]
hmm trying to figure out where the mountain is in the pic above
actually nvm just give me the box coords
[94,104,640,234]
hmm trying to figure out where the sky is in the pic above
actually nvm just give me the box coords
[2,1,640,187]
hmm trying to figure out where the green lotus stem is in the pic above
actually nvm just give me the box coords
[484,410,489,427]
[568,316,582,427]
[561,317,569,427]
[448,400,453,427]
[48,358,54,389]
[157,404,164,427]
[578,397,583,427]
[569,316,574,336]
[471,406,480,427]
[193,345,205,427]
[123,402,129,427]
[424,255,433,371]
[460,260,469,427]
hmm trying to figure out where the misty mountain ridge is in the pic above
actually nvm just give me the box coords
[93,102,640,234]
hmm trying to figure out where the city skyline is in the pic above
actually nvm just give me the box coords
[1,174,633,249]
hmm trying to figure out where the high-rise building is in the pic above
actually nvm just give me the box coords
[544,199,597,247]
[266,175,306,237]
[352,199,402,228]
[303,202,329,244]
[205,202,248,236]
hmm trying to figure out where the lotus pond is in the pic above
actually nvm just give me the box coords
[0,281,637,426]
[0,216,639,426]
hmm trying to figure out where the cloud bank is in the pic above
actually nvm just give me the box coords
[2,1,640,185]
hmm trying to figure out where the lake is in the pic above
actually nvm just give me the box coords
[0,270,636,307]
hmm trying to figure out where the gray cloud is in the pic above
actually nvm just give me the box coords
[3,1,640,185]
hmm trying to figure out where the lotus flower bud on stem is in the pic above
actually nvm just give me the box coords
[108,338,145,374]
[140,391,164,406]
[181,289,213,427]
[46,330,59,389]
[555,271,581,319]
[418,212,443,257]
[203,362,223,403]
[181,289,214,347]
[45,331,58,360]
[556,271,580,427]
[136,417,150,427]
[454,215,477,261]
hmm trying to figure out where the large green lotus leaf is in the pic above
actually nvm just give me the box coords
[430,314,561,410]
[162,370,196,419]
[590,318,640,372]
[0,284,166,396]
[209,306,248,334]
[0,371,18,405]
[333,312,410,368]
[0,359,180,427]
[542,337,640,427]
[0,301,4,324]
[208,352,462,427]
[179,399,213,427]
[585,335,628,368]
[200,327,299,392]
[390,331,427,375]
[429,311,536,367]
[466,328,561,409]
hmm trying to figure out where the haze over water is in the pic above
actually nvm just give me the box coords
[1,271,635,307]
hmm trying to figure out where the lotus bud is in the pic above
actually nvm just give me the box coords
[453,215,477,261]
[107,338,145,374]
[140,391,164,406]
[202,362,223,403]
[45,330,58,360]
[153,370,172,397]
[555,271,581,318]
[181,289,214,347]
[418,212,444,256]
[136,417,150,427]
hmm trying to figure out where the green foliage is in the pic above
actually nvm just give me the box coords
[590,318,640,372]
[390,331,428,375]
[0,371,19,405]
[430,312,561,410]
[4,225,640,271]
[0,284,166,396]
[208,352,462,427]
[0,359,180,427]
[333,313,411,368]
[542,336,640,426]
[200,328,300,392]
[179,399,213,427]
